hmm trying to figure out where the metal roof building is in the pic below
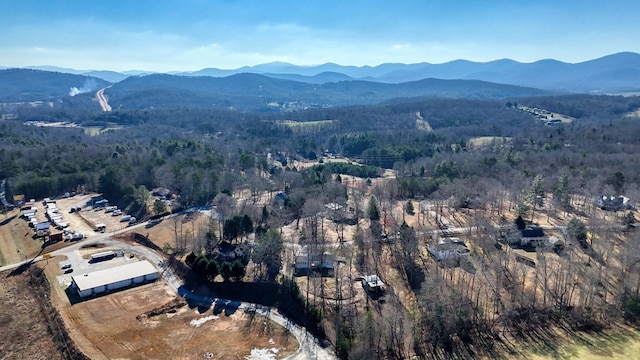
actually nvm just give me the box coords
[72,260,158,298]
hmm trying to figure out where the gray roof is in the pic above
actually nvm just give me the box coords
[72,260,157,291]
[429,237,468,252]
[363,274,385,288]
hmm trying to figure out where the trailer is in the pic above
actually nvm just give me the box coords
[91,250,116,262]
[35,222,50,237]
[49,232,63,243]
[54,221,69,229]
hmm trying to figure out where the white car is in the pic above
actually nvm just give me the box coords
[112,209,122,216]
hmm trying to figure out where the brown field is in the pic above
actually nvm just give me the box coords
[50,281,296,359]
[0,209,47,265]
[467,136,512,150]
[0,269,65,360]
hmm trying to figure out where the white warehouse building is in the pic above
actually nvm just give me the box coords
[72,260,158,298]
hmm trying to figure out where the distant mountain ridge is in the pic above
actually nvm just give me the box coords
[103,72,549,111]
[6,52,640,93]
[175,52,640,93]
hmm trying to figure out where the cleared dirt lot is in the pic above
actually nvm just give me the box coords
[51,280,295,360]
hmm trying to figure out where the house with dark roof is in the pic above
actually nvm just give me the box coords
[294,252,335,276]
[519,226,547,248]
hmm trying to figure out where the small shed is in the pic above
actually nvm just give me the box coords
[362,274,385,293]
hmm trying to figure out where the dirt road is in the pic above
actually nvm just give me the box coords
[96,87,111,111]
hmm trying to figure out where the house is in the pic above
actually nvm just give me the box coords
[361,274,386,298]
[152,187,172,199]
[324,202,357,225]
[519,226,547,248]
[215,241,249,262]
[596,196,633,211]
[324,203,343,211]
[427,237,470,263]
[294,252,335,276]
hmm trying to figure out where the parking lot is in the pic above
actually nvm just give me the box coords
[52,194,137,237]
[54,243,140,287]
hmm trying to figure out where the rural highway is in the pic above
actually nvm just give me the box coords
[96,87,112,112]
[0,215,336,360]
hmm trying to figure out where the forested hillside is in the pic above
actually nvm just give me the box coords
[102,73,550,111]
[3,93,640,358]
[0,69,109,102]
[3,94,640,204]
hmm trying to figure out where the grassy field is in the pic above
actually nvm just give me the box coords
[276,119,337,127]
[521,324,640,360]
[82,125,124,136]
[276,120,337,134]
[468,136,512,149]
[0,210,45,266]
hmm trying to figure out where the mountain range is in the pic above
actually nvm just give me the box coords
[10,52,640,93]
[1,52,639,111]
[103,73,549,111]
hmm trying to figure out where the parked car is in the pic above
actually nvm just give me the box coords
[128,217,137,225]
[120,215,131,222]
[112,209,122,216]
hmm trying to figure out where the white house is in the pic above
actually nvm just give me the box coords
[427,237,470,262]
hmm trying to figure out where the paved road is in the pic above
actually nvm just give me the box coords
[96,87,112,112]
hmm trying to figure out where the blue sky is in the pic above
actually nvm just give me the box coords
[1,0,639,72]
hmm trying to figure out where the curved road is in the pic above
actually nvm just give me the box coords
[96,87,112,112]
[0,216,335,360]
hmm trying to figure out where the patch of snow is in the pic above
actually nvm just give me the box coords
[244,348,279,360]
[190,315,219,328]
[268,338,275,345]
